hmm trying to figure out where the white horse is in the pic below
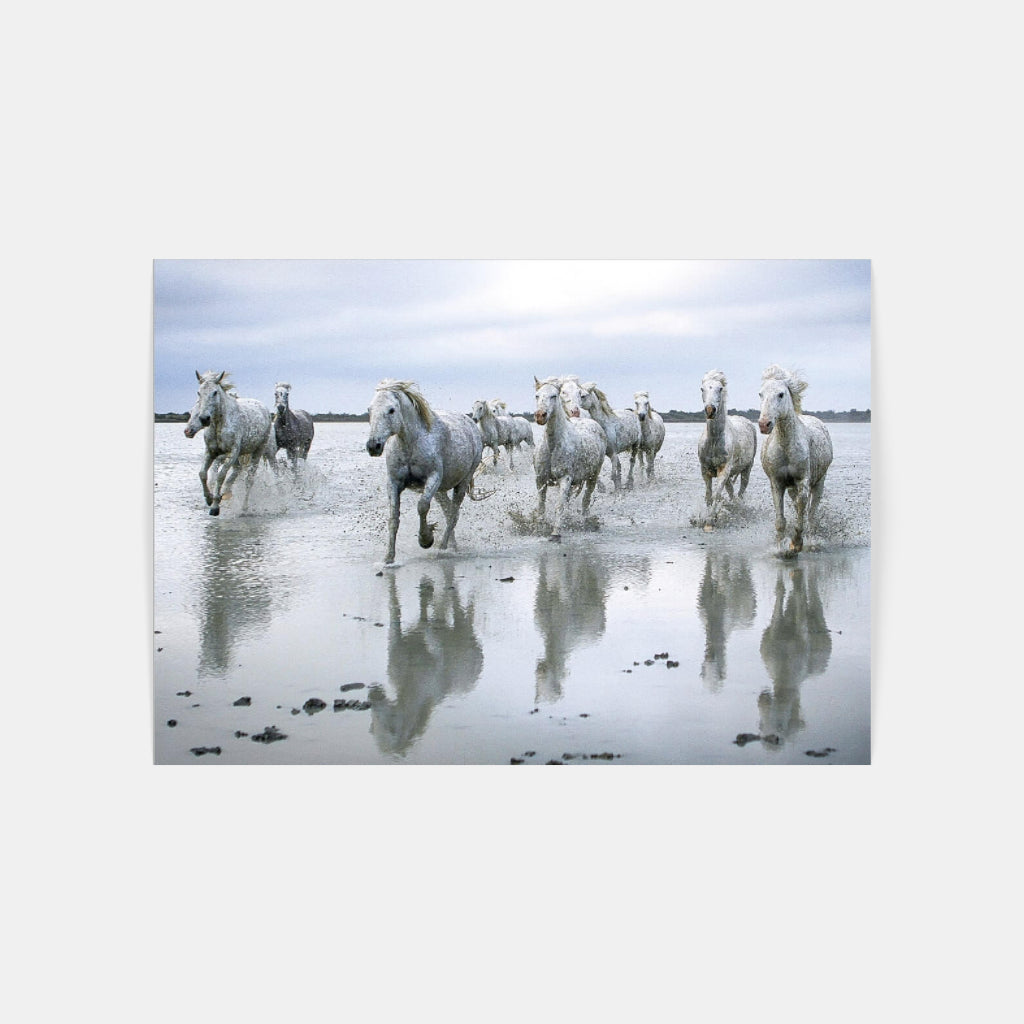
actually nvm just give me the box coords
[367,380,484,564]
[698,369,758,524]
[577,382,641,491]
[272,382,314,468]
[558,375,586,418]
[184,370,274,516]
[471,398,517,469]
[490,399,536,452]
[533,375,606,539]
[758,365,833,553]
[633,391,666,482]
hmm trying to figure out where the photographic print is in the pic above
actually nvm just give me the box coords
[153,259,871,764]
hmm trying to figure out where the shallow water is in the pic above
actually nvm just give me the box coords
[153,421,870,764]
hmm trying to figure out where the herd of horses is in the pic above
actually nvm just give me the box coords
[183,365,834,560]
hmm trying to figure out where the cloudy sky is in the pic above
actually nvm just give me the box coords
[153,259,870,416]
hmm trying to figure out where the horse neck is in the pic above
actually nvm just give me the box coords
[772,403,801,443]
[394,393,427,447]
[705,404,727,440]
[544,395,573,442]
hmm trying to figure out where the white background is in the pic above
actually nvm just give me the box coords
[4,2,1018,1022]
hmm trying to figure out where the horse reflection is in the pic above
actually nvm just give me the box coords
[196,522,274,677]
[757,562,832,745]
[696,551,757,691]
[369,564,483,757]
[533,548,610,702]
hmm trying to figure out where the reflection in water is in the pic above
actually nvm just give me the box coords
[757,563,833,746]
[696,552,757,691]
[196,522,275,677]
[369,565,483,757]
[533,548,610,702]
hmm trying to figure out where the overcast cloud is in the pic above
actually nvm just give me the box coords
[153,259,871,416]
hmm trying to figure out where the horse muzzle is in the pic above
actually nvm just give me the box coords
[366,439,384,457]
[705,405,716,419]
[184,425,196,438]
[535,411,547,425]
[759,419,773,435]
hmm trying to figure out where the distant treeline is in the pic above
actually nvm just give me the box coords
[156,408,870,424]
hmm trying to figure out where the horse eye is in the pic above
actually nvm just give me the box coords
[388,407,395,415]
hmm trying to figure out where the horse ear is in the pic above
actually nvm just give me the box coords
[196,370,202,382]
[215,371,226,384]
[534,376,541,390]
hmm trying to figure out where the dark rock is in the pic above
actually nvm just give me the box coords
[334,699,371,711]
[510,758,525,764]
[734,733,761,746]
[805,748,836,758]
[167,720,177,727]
[252,725,287,744]
[176,690,193,697]
[498,576,515,582]
[190,746,221,756]
[234,731,249,738]
[233,696,251,706]
[339,683,366,692]
[666,661,679,668]
[303,698,328,715]
[545,760,564,765]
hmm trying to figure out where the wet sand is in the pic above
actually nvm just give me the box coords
[153,421,870,764]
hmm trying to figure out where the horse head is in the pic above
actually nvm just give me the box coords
[558,376,583,418]
[758,365,806,435]
[470,399,489,423]
[274,382,291,419]
[701,370,727,420]
[185,370,228,438]
[534,377,562,425]
[634,391,651,422]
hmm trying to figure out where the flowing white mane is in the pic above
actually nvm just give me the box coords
[199,370,236,394]
[702,369,727,389]
[583,383,615,417]
[376,379,435,428]
[761,365,808,414]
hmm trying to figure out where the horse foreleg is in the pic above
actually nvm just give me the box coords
[581,471,599,517]
[384,481,402,564]
[437,485,466,551]
[791,481,812,552]
[210,449,241,516]
[199,452,216,507]
[769,478,787,544]
[417,473,442,549]
[610,453,622,492]
[626,447,637,490]
[737,467,751,498]
[551,476,573,540]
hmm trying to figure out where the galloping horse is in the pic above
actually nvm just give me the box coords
[578,382,641,491]
[533,375,605,539]
[272,382,314,468]
[633,391,666,482]
[184,371,273,516]
[758,365,833,553]
[471,398,517,469]
[366,380,484,564]
[490,399,535,452]
[698,370,757,524]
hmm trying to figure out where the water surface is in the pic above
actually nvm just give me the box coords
[154,421,870,764]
